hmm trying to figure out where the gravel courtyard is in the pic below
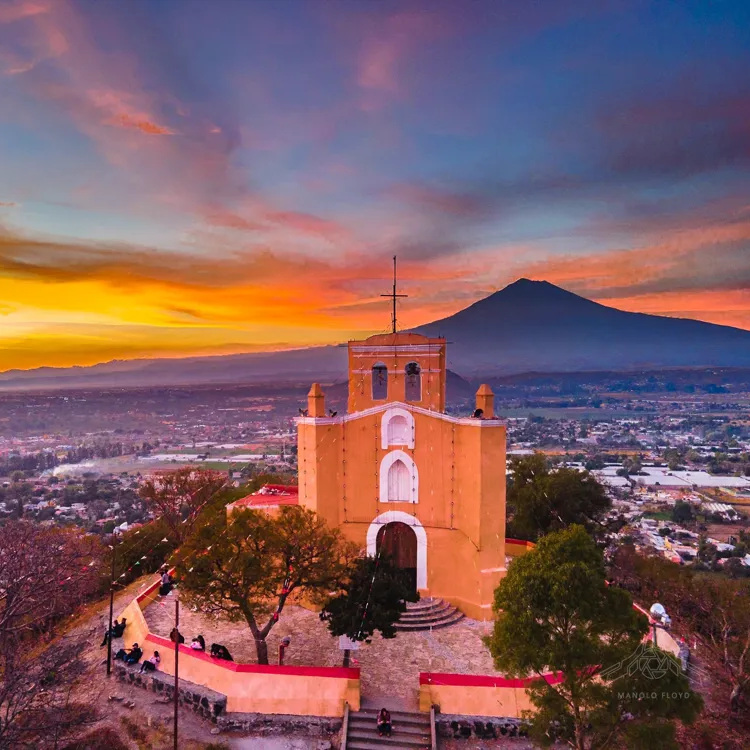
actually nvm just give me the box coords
[143,592,503,711]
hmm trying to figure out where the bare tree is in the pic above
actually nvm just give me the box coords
[0,635,96,750]
[139,467,227,545]
[0,522,103,641]
[0,522,103,748]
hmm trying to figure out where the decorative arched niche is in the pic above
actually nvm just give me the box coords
[379,449,418,504]
[381,407,415,449]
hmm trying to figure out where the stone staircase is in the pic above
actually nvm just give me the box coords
[394,597,464,631]
[345,707,431,750]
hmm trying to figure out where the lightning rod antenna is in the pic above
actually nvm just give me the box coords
[381,255,407,334]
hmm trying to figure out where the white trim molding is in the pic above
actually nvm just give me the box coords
[379,449,419,503]
[366,510,428,589]
[381,407,415,450]
[350,345,442,354]
[295,401,504,427]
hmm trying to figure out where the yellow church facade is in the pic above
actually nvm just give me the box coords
[297,332,507,620]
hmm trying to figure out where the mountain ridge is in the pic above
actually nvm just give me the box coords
[2,279,749,390]
[414,278,750,375]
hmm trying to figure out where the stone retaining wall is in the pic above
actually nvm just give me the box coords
[437,714,526,739]
[216,711,341,737]
[114,663,227,722]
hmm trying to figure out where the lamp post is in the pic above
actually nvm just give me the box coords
[173,596,180,750]
[106,534,117,676]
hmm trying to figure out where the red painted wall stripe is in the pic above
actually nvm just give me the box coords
[504,538,535,547]
[135,568,176,604]
[419,671,564,688]
[143,633,359,679]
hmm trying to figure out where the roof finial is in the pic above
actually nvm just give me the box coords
[380,255,408,334]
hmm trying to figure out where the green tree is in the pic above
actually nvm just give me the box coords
[663,448,684,472]
[487,526,701,750]
[320,555,418,666]
[178,506,356,664]
[671,501,693,524]
[506,454,611,542]
[696,536,717,564]
[622,456,643,475]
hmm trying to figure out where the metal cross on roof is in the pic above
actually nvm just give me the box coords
[380,255,408,334]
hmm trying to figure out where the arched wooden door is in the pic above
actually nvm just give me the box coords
[376,521,417,596]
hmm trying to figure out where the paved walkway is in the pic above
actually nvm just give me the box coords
[143,596,502,711]
[230,740,331,750]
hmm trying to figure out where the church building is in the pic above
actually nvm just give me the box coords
[296,331,507,620]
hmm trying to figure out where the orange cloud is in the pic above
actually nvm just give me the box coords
[519,220,750,296]
[601,289,750,331]
[109,113,176,136]
[358,37,400,94]
[0,217,493,371]
[2,226,750,372]
[0,1,48,26]
[355,11,450,110]
[0,0,66,75]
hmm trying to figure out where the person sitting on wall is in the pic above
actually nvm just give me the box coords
[100,619,120,647]
[159,569,173,596]
[190,635,206,651]
[210,643,233,661]
[169,627,185,645]
[139,650,160,673]
[113,618,127,638]
[376,708,392,737]
[114,643,143,664]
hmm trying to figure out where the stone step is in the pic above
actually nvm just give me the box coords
[349,723,430,745]
[347,743,428,750]
[346,732,430,750]
[352,709,430,728]
[395,610,465,632]
[347,709,431,750]
[348,719,430,736]
[399,601,453,620]
[403,597,445,613]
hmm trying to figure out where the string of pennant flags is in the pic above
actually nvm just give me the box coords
[54,481,217,593]
[107,479,226,589]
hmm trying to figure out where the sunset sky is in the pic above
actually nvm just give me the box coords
[1,0,749,371]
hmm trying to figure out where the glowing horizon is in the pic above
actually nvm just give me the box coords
[1,1,749,371]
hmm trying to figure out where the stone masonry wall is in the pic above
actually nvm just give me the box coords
[114,663,227,722]
[216,711,342,737]
[114,662,343,739]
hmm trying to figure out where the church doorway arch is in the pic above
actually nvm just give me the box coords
[366,510,427,591]
[376,522,417,595]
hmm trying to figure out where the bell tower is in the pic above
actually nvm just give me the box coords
[347,333,447,413]
[347,256,446,413]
